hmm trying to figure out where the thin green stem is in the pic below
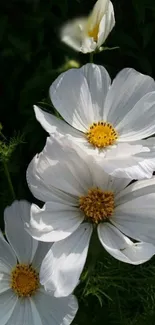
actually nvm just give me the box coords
[3,160,16,200]
[86,228,102,275]
[90,52,94,63]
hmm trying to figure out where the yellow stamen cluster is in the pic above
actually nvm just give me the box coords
[86,121,118,148]
[88,23,100,42]
[11,264,39,297]
[79,188,115,224]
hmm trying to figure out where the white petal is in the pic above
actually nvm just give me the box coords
[0,290,18,325]
[49,68,94,131]
[98,223,155,264]
[113,205,155,245]
[6,298,42,325]
[0,234,16,270]
[27,155,54,203]
[27,135,93,200]
[0,269,10,293]
[100,154,155,180]
[97,1,115,47]
[34,290,78,325]
[113,178,155,244]
[106,176,131,194]
[81,37,97,53]
[40,223,93,297]
[105,142,150,158]
[122,242,155,264]
[144,137,155,146]
[104,68,155,124]
[26,202,83,242]
[80,63,111,119]
[95,142,155,179]
[32,242,52,271]
[115,177,155,203]
[89,0,109,28]
[90,157,131,192]
[27,155,78,204]
[116,92,155,140]
[61,17,88,52]
[34,105,84,139]
[135,150,155,177]
[4,201,38,264]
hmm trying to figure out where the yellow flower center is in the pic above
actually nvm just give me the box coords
[11,264,39,297]
[86,121,118,148]
[79,188,115,224]
[88,23,100,42]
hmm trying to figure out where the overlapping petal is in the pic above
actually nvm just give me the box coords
[112,178,155,244]
[26,202,83,242]
[4,201,38,264]
[49,68,94,131]
[0,290,18,325]
[0,234,17,270]
[98,223,155,264]
[34,290,78,325]
[27,136,93,200]
[117,92,155,141]
[103,68,155,123]
[80,64,111,117]
[99,152,155,180]
[34,105,84,139]
[0,272,10,294]
[32,242,52,271]
[5,298,42,325]
[61,18,88,52]
[97,1,115,47]
[40,223,93,297]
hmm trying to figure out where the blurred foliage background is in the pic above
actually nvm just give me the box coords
[1,0,155,324]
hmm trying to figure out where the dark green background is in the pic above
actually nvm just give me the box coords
[1,1,155,324]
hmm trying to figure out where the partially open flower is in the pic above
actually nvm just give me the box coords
[61,0,115,53]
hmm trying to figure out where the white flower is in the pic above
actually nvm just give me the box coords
[61,0,115,53]
[0,200,78,325]
[26,135,155,297]
[34,63,155,180]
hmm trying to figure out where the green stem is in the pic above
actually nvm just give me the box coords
[3,160,16,200]
[86,228,102,275]
[90,52,94,63]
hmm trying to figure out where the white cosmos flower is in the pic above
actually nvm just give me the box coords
[34,63,155,180]
[0,200,78,325]
[61,0,115,53]
[26,135,155,297]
